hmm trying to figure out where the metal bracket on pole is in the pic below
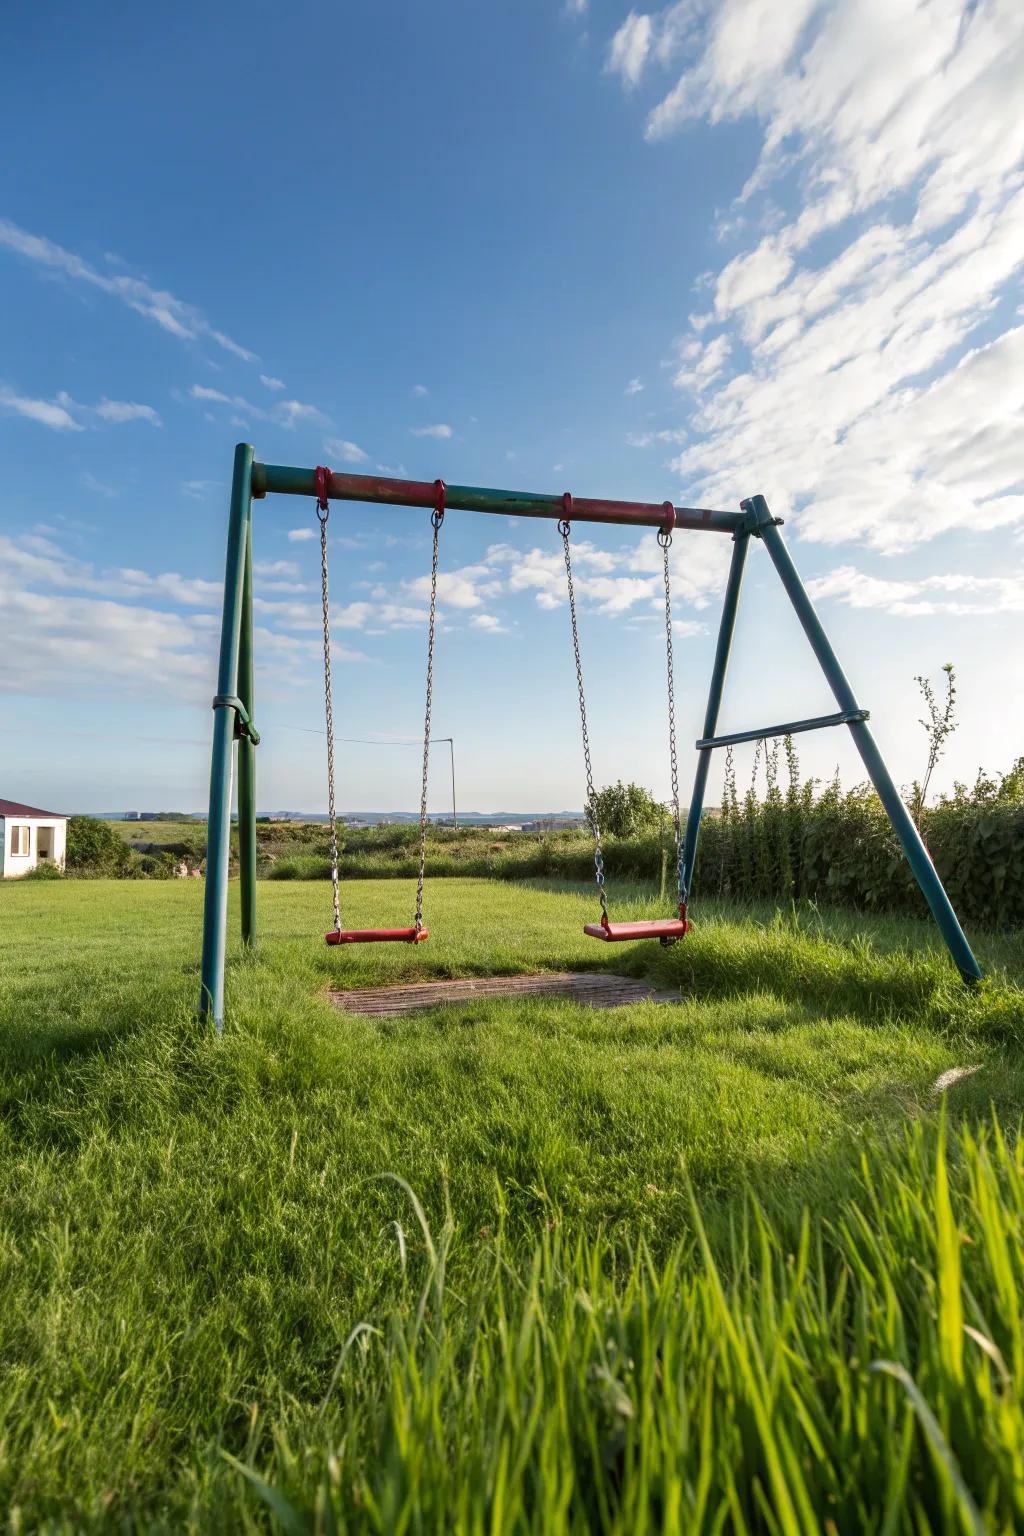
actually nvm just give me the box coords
[212,694,261,745]
[738,498,784,538]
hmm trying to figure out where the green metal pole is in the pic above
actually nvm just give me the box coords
[746,496,982,984]
[238,516,257,947]
[199,443,254,1026]
[680,532,749,901]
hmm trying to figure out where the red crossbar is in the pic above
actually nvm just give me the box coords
[325,927,429,945]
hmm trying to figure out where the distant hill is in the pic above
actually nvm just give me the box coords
[101,810,586,826]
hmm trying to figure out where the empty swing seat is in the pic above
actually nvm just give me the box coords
[326,927,429,945]
[584,916,690,943]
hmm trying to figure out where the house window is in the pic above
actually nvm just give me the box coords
[10,825,30,857]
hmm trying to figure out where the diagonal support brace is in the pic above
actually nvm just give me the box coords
[697,709,868,751]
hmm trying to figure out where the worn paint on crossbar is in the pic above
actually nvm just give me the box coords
[330,972,678,1017]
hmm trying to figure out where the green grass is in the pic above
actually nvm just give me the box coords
[0,877,1022,1530]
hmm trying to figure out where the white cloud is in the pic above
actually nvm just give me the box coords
[0,218,255,362]
[189,383,328,431]
[255,559,300,579]
[607,12,654,87]
[410,423,453,439]
[470,613,508,633]
[609,0,1024,554]
[93,397,161,425]
[287,527,316,543]
[260,374,285,390]
[324,437,369,464]
[0,387,82,431]
[82,472,118,497]
[625,377,645,395]
[411,383,429,397]
[0,386,161,431]
[626,427,688,447]
[807,564,1024,616]
[0,584,213,699]
[672,333,731,391]
[486,534,727,615]
[405,563,502,610]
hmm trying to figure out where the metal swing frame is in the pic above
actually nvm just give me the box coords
[199,442,982,1029]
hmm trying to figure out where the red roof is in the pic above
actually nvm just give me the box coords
[0,799,67,819]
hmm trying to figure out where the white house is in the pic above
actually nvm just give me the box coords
[0,799,68,877]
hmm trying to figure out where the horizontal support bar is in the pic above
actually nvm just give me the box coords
[696,709,869,751]
[250,458,744,535]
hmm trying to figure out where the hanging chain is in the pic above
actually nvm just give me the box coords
[560,516,608,920]
[659,525,683,903]
[751,735,764,793]
[318,502,341,934]
[414,490,444,932]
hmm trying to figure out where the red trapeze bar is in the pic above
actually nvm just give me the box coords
[325,927,430,945]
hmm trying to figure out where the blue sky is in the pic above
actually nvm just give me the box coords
[1,0,1021,814]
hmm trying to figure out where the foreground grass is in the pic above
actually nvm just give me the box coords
[0,878,1022,1529]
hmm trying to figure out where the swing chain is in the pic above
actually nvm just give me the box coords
[415,481,445,933]
[660,519,683,900]
[560,515,608,920]
[317,490,342,934]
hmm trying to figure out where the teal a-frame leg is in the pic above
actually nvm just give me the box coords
[199,443,260,1028]
[681,496,982,985]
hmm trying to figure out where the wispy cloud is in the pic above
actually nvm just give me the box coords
[625,377,644,395]
[0,218,255,362]
[807,566,1024,617]
[0,386,161,431]
[410,423,453,439]
[93,398,161,425]
[411,383,429,397]
[189,383,327,430]
[81,472,118,497]
[324,437,369,464]
[0,387,81,431]
[606,12,653,87]
[260,374,285,391]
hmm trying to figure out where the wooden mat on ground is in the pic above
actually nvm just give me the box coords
[330,972,677,1017]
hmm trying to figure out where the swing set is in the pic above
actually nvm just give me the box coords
[199,443,982,1027]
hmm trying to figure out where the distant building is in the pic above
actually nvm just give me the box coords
[0,799,68,877]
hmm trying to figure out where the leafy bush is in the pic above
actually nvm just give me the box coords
[65,815,136,877]
[585,781,667,838]
[21,860,64,881]
[692,748,1024,929]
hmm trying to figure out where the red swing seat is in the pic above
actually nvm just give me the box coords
[326,927,429,945]
[584,909,690,944]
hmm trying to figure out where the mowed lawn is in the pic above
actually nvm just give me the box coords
[1,876,1023,1531]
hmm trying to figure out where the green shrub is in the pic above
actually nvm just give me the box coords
[586,780,667,838]
[21,860,64,881]
[65,815,136,877]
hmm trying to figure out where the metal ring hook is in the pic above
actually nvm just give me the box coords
[432,478,446,530]
[558,492,573,538]
[314,465,331,522]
